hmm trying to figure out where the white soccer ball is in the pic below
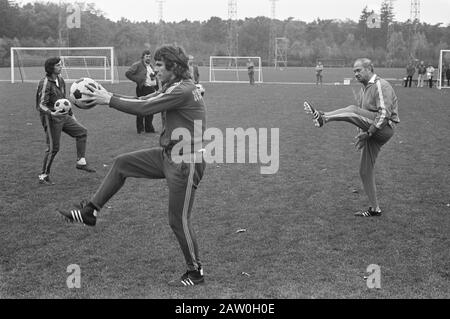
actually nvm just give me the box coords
[195,83,205,96]
[54,98,72,113]
[69,77,106,109]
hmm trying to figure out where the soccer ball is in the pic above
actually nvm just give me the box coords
[195,83,205,96]
[54,98,72,113]
[69,77,105,109]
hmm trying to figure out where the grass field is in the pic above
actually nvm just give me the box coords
[0,72,449,299]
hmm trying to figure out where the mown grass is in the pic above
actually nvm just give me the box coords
[0,79,449,299]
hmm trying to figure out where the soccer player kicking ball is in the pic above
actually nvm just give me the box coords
[57,46,207,287]
[304,58,400,217]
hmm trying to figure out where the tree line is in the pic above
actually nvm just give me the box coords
[1,0,449,67]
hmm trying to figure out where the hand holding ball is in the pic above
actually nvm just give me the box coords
[69,78,109,109]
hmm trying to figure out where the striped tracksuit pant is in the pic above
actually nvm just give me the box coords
[324,105,394,207]
[40,113,88,175]
[90,148,206,271]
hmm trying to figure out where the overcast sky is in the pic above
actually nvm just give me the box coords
[17,0,450,25]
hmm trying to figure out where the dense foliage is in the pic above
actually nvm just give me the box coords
[1,0,449,66]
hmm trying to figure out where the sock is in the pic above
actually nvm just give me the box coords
[77,158,87,165]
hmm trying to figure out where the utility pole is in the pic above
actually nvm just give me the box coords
[227,0,238,56]
[268,0,278,67]
[156,0,166,45]
[409,0,420,59]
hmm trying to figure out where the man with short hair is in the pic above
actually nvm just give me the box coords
[246,59,255,85]
[315,61,324,86]
[36,57,95,185]
[188,55,200,84]
[405,62,415,87]
[416,61,426,87]
[426,64,435,88]
[58,45,207,287]
[125,49,159,133]
[303,58,399,217]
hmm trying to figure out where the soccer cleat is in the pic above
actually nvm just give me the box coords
[57,204,97,226]
[304,101,324,127]
[168,268,204,287]
[38,174,54,186]
[76,163,96,173]
[354,207,382,217]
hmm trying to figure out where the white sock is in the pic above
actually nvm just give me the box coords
[77,158,87,165]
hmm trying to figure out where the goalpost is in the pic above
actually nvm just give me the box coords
[10,47,117,83]
[437,49,450,89]
[209,56,263,83]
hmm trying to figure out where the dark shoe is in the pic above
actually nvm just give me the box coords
[76,164,96,173]
[304,101,324,127]
[57,204,97,226]
[168,268,204,287]
[354,207,382,217]
[38,174,54,186]
[145,127,156,133]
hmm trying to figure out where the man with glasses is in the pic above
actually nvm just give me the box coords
[125,49,159,134]
[36,57,95,185]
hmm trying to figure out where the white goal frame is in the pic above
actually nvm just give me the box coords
[10,46,115,83]
[437,49,450,89]
[209,56,263,83]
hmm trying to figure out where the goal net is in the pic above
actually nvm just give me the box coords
[10,47,117,83]
[437,49,450,89]
[209,56,263,83]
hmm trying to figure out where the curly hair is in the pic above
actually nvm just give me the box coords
[44,57,61,76]
[154,45,191,84]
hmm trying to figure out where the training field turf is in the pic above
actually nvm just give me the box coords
[0,75,449,298]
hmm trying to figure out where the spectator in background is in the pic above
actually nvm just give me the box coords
[426,64,435,88]
[315,61,324,86]
[125,49,159,134]
[446,64,450,87]
[188,55,200,84]
[416,60,426,88]
[405,62,415,87]
[246,59,255,85]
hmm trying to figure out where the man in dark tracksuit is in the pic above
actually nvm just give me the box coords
[304,58,399,217]
[125,49,159,133]
[58,46,207,287]
[36,57,95,185]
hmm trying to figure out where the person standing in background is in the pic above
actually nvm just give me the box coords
[315,61,324,86]
[246,59,255,85]
[188,55,200,84]
[125,49,159,133]
[426,64,435,88]
[405,62,415,87]
[416,61,426,88]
